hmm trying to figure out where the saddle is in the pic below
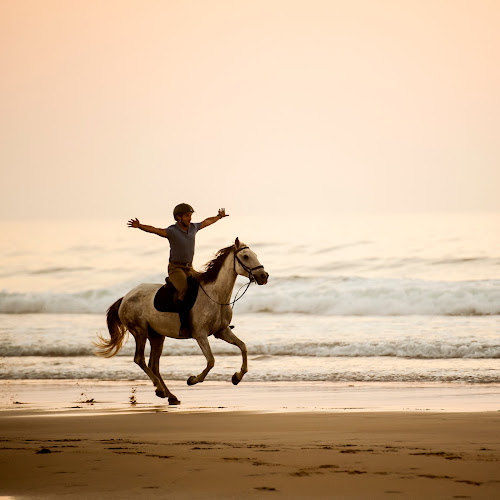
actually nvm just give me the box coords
[153,276,199,313]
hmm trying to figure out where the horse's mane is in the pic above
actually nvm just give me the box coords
[193,244,235,284]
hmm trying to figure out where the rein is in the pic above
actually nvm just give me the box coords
[198,246,261,308]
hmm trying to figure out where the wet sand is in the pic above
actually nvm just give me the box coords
[2,380,500,414]
[1,381,499,498]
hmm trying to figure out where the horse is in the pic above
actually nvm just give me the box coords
[95,238,268,405]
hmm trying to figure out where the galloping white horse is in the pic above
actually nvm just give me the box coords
[95,238,268,404]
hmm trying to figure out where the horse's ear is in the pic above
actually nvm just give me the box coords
[235,237,240,249]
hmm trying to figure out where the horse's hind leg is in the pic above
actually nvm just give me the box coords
[215,327,248,385]
[131,329,163,396]
[148,326,180,405]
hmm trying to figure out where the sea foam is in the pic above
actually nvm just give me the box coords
[3,336,499,359]
[2,277,498,316]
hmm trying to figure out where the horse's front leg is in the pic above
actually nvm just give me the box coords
[187,335,215,386]
[215,327,247,385]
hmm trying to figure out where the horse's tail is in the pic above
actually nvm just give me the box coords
[94,297,128,358]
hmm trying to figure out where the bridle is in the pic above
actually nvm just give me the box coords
[233,246,265,283]
[198,245,264,308]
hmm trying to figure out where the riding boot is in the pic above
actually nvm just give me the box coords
[175,299,191,338]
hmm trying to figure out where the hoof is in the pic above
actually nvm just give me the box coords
[168,397,181,405]
[187,376,197,386]
[155,389,167,398]
[232,373,241,385]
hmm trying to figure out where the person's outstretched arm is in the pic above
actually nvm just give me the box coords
[127,218,167,237]
[200,208,229,229]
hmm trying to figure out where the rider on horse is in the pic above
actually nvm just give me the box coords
[127,204,228,336]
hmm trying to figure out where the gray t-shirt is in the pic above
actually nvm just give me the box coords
[165,222,202,263]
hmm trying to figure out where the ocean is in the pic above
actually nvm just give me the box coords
[1,213,499,385]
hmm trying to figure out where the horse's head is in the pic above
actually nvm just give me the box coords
[234,237,269,285]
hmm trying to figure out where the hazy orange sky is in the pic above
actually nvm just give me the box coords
[1,0,499,219]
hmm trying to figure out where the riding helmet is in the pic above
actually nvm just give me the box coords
[173,203,195,220]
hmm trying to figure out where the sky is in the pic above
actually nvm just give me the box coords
[1,0,499,220]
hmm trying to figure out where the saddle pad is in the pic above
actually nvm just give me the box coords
[153,276,199,313]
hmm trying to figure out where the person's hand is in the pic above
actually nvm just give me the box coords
[218,208,228,218]
[127,218,141,228]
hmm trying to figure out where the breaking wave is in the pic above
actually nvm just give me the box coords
[1,277,499,316]
[3,339,499,359]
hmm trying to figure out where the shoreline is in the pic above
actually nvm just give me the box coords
[1,379,499,416]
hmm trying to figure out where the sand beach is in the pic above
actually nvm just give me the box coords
[1,381,499,499]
